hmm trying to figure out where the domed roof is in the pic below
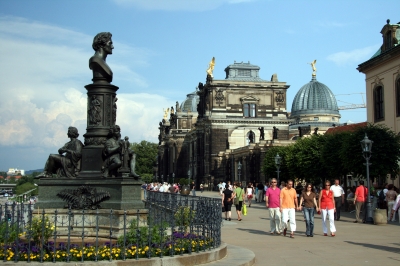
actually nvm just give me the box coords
[180,91,199,112]
[291,76,339,117]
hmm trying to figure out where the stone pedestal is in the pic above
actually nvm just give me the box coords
[36,178,144,210]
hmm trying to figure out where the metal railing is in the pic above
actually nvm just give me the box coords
[0,191,222,262]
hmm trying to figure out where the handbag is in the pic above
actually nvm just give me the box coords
[242,203,247,216]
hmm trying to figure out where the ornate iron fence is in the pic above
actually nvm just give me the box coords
[0,191,222,262]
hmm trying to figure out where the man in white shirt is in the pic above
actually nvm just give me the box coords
[330,179,345,221]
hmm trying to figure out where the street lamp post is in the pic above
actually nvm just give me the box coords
[161,175,163,183]
[172,173,175,184]
[361,134,373,224]
[275,154,282,186]
[238,161,242,185]
[188,169,191,185]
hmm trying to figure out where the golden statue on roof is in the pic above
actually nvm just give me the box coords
[309,59,317,76]
[163,108,169,120]
[206,57,215,78]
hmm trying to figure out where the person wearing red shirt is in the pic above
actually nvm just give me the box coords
[354,180,368,223]
[318,180,336,236]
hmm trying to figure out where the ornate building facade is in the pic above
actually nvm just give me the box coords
[158,61,341,188]
[358,19,400,188]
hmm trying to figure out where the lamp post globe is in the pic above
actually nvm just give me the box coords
[275,154,281,185]
[360,133,374,224]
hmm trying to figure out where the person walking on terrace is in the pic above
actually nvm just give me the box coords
[330,178,345,221]
[234,182,245,221]
[386,184,398,222]
[222,184,235,221]
[299,183,319,237]
[266,178,281,234]
[354,180,368,223]
[246,183,254,207]
[319,180,336,236]
[280,180,298,238]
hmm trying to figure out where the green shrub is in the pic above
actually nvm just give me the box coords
[118,219,168,246]
[178,178,189,185]
[28,215,54,246]
[0,221,19,243]
[174,206,196,233]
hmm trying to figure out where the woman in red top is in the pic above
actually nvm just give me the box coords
[318,180,336,236]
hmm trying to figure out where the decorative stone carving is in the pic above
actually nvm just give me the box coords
[84,137,107,146]
[113,97,117,125]
[275,91,285,103]
[215,88,225,106]
[57,185,110,209]
[88,96,102,125]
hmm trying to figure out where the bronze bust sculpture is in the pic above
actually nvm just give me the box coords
[89,32,114,83]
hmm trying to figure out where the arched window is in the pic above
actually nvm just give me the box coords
[246,130,255,144]
[396,78,400,117]
[373,85,384,121]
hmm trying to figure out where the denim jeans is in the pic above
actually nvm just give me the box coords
[303,207,315,236]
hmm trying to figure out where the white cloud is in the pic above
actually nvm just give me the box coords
[113,0,257,11]
[0,16,169,170]
[326,45,380,66]
[318,21,347,28]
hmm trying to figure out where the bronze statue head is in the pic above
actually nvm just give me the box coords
[92,32,113,53]
[108,125,121,138]
[67,127,79,138]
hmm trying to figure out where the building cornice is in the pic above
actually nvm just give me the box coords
[357,45,400,73]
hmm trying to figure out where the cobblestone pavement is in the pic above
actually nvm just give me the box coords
[198,190,400,266]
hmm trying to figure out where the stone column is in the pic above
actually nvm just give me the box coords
[79,77,119,178]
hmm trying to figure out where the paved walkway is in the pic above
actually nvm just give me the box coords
[197,190,400,266]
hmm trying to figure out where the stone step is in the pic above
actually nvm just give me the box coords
[200,245,255,266]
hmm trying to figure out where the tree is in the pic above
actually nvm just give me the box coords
[130,140,158,176]
[321,131,350,181]
[341,123,400,183]
[15,182,38,196]
[287,135,327,184]
[262,145,293,182]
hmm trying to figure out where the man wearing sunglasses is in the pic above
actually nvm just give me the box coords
[266,178,281,234]
[280,180,298,238]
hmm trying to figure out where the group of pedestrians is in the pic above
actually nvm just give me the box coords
[265,178,339,238]
[221,182,246,221]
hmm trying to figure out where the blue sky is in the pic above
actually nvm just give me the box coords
[0,0,398,171]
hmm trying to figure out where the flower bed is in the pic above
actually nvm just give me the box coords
[0,233,213,262]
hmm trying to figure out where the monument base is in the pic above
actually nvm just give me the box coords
[36,178,144,210]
